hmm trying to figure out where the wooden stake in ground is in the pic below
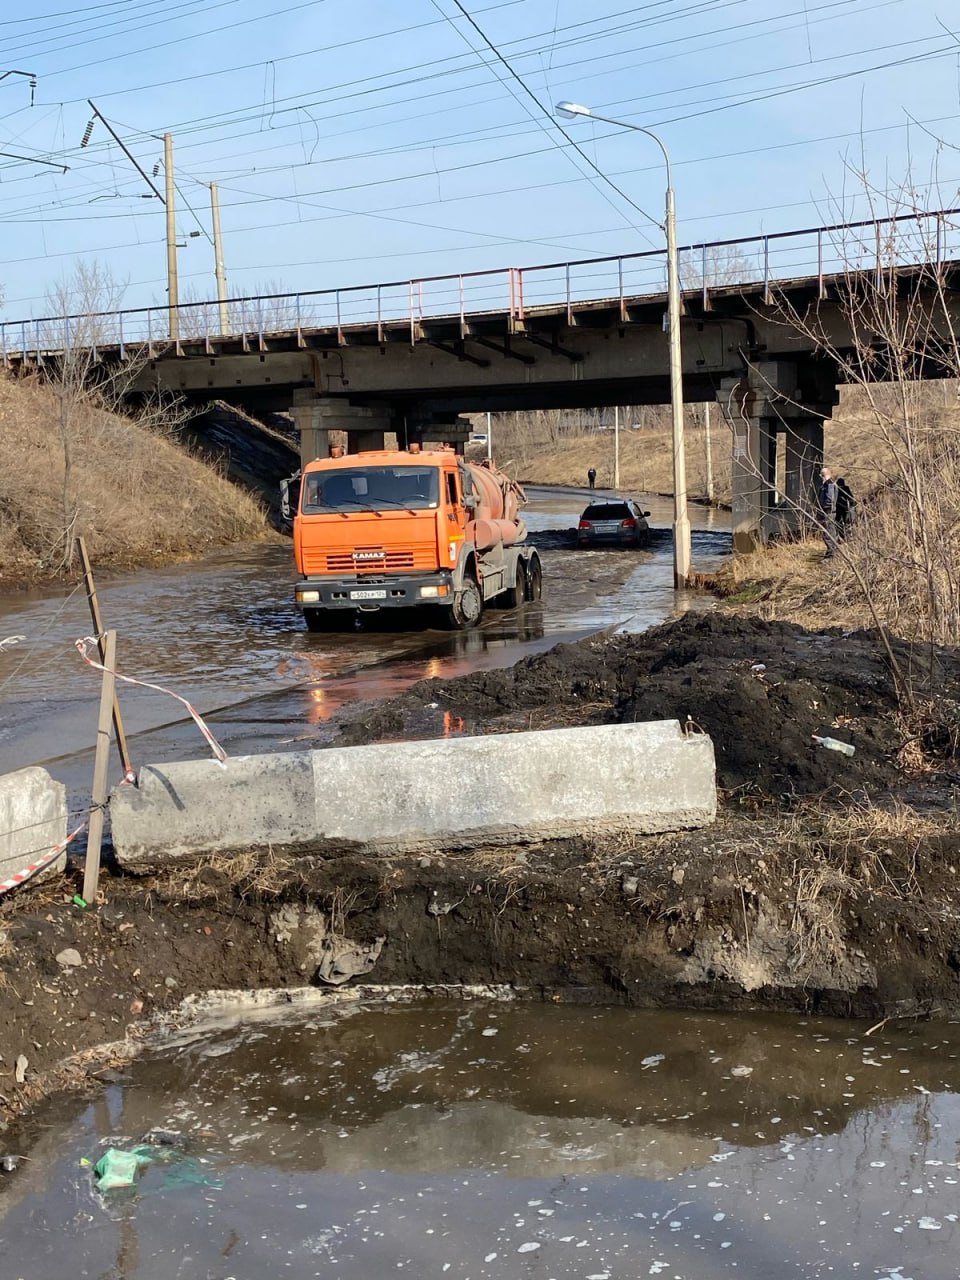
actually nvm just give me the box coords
[83,629,117,906]
[77,536,132,778]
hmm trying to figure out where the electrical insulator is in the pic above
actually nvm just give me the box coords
[152,162,160,177]
[80,120,94,148]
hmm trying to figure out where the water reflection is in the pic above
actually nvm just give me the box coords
[0,489,729,788]
[4,1000,960,1278]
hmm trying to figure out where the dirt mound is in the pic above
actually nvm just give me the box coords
[333,613,956,799]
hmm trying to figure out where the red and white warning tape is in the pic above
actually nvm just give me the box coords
[0,774,136,900]
[0,820,88,896]
[75,635,228,768]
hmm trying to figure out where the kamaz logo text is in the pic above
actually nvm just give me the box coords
[353,551,385,560]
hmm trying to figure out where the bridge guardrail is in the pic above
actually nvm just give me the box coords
[2,207,959,362]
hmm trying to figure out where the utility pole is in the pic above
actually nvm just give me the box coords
[486,410,492,462]
[614,405,621,489]
[704,402,715,503]
[209,182,230,336]
[164,133,179,341]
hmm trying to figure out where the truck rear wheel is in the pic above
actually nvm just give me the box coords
[503,561,527,609]
[526,556,543,602]
[446,575,482,629]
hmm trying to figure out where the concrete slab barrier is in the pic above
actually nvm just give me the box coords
[110,720,716,871]
[0,766,68,886]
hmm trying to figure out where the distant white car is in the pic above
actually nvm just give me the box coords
[469,432,488,445]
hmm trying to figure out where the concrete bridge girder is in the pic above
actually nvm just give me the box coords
[135,320,738,410]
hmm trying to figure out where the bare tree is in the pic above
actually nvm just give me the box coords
[43,262,188,571]
[727,189,960,714]
[681,243,755,291]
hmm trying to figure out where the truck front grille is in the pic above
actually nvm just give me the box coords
[301,545,431,575]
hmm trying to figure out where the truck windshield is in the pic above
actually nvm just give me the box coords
[300,466,440,514]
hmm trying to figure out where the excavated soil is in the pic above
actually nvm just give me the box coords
[332,612,935,798]
[2,614,960,1145]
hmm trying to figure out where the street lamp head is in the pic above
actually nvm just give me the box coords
[555,101,592,120]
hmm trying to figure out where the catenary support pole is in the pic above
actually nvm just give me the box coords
[614,404,621,489]
[164,133,179,342]
[210,182,229,336]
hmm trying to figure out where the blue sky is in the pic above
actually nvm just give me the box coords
[0,0,958,320]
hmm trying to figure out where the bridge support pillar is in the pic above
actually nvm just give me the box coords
[291,392,394,465]
[719,361,837,551]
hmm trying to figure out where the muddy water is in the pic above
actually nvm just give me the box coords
[0,490,728,787]
[4,999,960,1278]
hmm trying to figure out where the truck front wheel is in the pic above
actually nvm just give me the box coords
[446,575,483,629]
[303,608,354,633]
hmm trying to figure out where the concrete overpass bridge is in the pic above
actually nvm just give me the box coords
[4,207,959,550]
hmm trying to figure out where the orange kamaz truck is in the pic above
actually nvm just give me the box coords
[292,446,542,630]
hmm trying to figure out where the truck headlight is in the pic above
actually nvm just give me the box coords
[297,590,321,603]
[419,585,439,598]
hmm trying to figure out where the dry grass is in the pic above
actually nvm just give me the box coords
[492,418,728,501]
[0,374,271,587]
[786,798,958,900]
[157,847,307,901]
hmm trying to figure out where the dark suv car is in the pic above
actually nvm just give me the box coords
[577,500,651,548]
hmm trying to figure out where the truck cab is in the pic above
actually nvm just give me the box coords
[293,447,540,630]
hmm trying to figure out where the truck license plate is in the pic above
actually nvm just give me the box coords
[350,589,387,600]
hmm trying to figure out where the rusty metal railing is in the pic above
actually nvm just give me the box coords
[2,207,958,365]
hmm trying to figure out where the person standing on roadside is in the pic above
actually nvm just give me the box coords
[818,466,838,558]
[835,477,856,539]
[587,467,597,490]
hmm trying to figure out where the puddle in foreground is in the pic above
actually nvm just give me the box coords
[3,1000,960,1278]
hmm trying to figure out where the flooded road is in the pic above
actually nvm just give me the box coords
[3,998,960,1278]
[0,490,728,791]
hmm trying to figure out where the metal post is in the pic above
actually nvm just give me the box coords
[666,184,691,587]
[209,181,229,336]
[817,228,824,298]
[704,401,715,503]
[614,404,620,490]
[701,243,709,310]
[486,410,492,463]
[164,133,179,341]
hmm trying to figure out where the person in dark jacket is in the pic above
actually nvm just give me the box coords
[835,477,856,538]
[818,466,838,558]
[587,467,597,490]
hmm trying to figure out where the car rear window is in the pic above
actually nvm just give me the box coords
[583,503,631,520]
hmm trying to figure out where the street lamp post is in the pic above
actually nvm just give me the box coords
[556,102,691,588]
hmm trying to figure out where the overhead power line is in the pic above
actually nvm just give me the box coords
[437,0,664,234]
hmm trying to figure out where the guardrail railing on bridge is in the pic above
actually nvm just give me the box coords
[3,207,959,363]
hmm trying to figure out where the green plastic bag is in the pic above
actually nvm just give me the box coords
[93,1148,145,1190]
